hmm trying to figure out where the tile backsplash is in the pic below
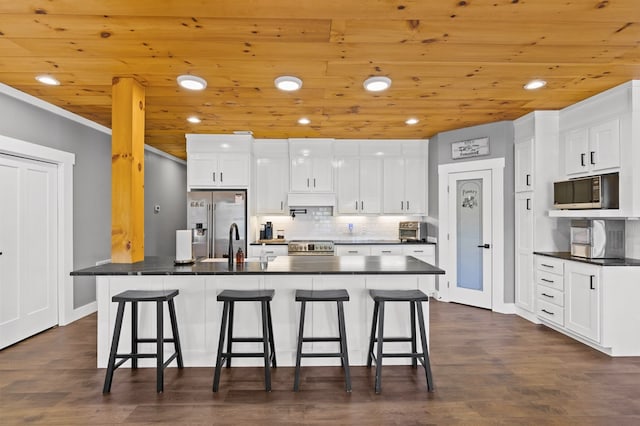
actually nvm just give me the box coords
[254,208,429,241]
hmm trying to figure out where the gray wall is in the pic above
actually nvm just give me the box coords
[428,121,515,303]
[144,150,187,256]
[0,91,186,309]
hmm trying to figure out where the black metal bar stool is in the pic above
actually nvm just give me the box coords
[366,289,434,394]
[293,289,351,392]
[213,289,276,392]
[103,289,184,394]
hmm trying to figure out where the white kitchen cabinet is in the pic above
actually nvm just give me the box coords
[186,134,251,190]
[515,193,534,312]
[335,245,371,256]
[564,118,620,176]
[402,244,436,263]
[535,256,564,326]
[565,261,601,342]
[370,245,403,256]
[513,111,561,318]
[382,157,426,214]
[188,153,249,188]
[514,138,534,192]
[248,244,287,260]
[254,140,290,215]
[336,158,382,214]
[289,139,334,192]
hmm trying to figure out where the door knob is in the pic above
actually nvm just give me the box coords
[477,244,490,249]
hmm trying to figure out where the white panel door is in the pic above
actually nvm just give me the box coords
[382,158,405,213]
[447,169,493,309]
[515,193,534,312]
[336,158,360,214]
[359,158,382,214]
[404,158,426,214]
[0,154,58,349]
[589,118,620,172]
[255,156,288,214]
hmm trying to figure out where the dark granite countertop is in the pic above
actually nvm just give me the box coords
[71,255,445,276]
[534,251,640,267]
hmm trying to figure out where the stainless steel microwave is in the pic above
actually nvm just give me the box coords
[553,173,619,210]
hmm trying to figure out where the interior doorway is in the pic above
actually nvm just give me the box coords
[438,158,507,313]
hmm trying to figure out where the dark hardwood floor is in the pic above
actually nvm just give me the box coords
[2,300,640,425]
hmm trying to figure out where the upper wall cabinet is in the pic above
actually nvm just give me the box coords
[186,134,251,190]
[289,139,334,192]
[254,139,289,215]
[335,140,384,215]
[563,118,620,176]
[552,80,640,217]
[382,141,427,215]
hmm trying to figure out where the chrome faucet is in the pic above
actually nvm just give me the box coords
[228,222,240,267]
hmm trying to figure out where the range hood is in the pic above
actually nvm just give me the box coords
[287,193,336,208]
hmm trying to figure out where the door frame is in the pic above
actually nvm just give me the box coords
[0,134,80,325]
[438,157,509,313]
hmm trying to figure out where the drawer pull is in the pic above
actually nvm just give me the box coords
[540,263,555,269]
[381,250,392,253]
[413,250,424,253]
[348,250,358,254]
[265,251,275,254]
[541,309,555,316]
[541,278,554,283]
[541,293,554,299]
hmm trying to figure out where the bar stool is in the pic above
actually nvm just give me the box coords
[103,289,184,394]
[366,289,434,394]
[293,289,351,392]
[213,289,276,392]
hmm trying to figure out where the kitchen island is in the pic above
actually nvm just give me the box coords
[72,255,444,368]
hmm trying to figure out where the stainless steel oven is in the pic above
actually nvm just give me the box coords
[287,240,335,256]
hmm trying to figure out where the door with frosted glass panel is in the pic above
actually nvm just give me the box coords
[447,170,492,309]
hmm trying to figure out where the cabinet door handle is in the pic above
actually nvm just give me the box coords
[414,250,424,253]
[361,201,364,210]
[406,200,410,210]
[313,178,316,188]
[541,309,555,316]
[307,178,310,188]
[541,293,554,299]
[381,250,392,253]
[525,174,531,186]
[590,275,595,290]
[526,198,531,210]
[401,201,404,210]
[355,201,358,210]
[540,263,554,269]
[348,250,358,254]
[281,201,284,210]
[580,153,586,167]
[265,251,275,254]
[212,172,216,182]
[541,278,554,283]
[590,151,596,165]
[220,172,223,182]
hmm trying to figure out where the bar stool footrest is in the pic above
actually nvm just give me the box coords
[302,337,341,343]
[300,352,344,358]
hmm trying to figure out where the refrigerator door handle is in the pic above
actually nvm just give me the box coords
[208,203,214,258]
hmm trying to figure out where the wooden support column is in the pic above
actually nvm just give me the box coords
[111,77,145,263]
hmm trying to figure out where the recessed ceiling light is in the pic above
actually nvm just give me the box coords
[35,75,60,86]
[275,76,303,91]
[363,76,392,92]
[187,116,201,124]
[405,118,419,125]
[298,117,311,125]
[177,75,207,91]
[524,79,547,90]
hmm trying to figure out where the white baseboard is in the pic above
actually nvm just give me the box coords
[60,301,97,326]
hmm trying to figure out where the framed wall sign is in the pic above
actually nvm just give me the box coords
[451,137,490,160]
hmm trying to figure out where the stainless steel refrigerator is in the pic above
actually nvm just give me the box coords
[187,190,247,259]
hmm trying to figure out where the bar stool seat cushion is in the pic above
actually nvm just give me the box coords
[369,289,428,302]
[112,289,179,303]
[295,289,349,302]
[217,289,275,302]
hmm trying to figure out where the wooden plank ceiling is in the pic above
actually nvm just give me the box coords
[0,0,639,159]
